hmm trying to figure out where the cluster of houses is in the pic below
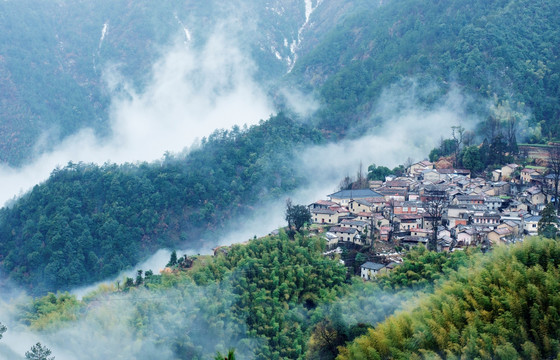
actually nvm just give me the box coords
[309,160,559,280]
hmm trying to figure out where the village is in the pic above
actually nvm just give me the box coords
[308,155,560,281]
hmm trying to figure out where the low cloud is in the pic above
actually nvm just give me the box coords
[0,29,273,206]
[0,283,258,360]
[294,81,478,199]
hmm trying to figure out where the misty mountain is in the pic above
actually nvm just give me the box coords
[1,0,560,294]
[0,0,345,165]
[291,0,560,139]
[0,114,321,294]
[3,0,559,167]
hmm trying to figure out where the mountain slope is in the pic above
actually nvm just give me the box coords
[0,114,321,294]
[338,237,560,359]
[291,0,560,139]
[0,0,328,165]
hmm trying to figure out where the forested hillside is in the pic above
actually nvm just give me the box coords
[0,114,321,294]
[292,0,560,140]
[338,237,560,359]
[0,0,320,165]
[7,232,479,360]
[4,0,560,165]
[1,0,560,321]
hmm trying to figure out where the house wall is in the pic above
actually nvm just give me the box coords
[457,232,473,245]
[349,201,372,214]
[424,172,440,183]
[531,193,546,205]
[360,268,378,281]
[312,212,338,224]
[524,221,539,234]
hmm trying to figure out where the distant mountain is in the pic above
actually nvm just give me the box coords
[1,0,560,294]
[0,0,347,165]
[291,0,560,139]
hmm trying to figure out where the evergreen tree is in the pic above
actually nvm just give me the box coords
[538,203,559,238]
[25,342,55,360]
[167,250,178,267]
[285,200,312,233]
[0,322,6,340]
[214,349,235,360]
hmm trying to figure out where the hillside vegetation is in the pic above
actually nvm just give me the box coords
[0,114,321,294]
[338,237,560,359]
[17,234,560,359]
[293,0,560,140]
[14,232,481,360]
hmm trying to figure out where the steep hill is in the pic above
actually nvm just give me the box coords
[291,0,560,140]
[0,114,321,294]
[338,237,560,359]
[0,0,336,165]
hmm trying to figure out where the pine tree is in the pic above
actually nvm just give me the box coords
[25,342,55,360]
[538,203,559,238]
[167,250,178,267]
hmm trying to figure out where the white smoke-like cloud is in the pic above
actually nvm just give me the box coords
[0,30,273,207]
[0,78,482,360]
[72,79,479,299]
[293,82,478,200]
[0,283,258,360]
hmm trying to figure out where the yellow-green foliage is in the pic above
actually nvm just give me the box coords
[338,237,560,359]
[376,246,476,291]
[20,292,81,330]
[183,232,347,359]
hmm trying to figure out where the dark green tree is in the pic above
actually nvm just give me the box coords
[135,270,143,286]
[214,349,236,360]
[25,342,55,360]
[367,164,393,181]
[167,250,178,267]
[461,146,484,173]
[285,199,312,233]
[0,322,6,340]
[538,203,559,238]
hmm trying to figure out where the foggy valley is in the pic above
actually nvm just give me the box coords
[1,0,560,359]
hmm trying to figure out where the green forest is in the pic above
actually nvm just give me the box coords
[292,0,560,141]
[6,233,559,359]
[0,114,322,294]
[338,238,560,359]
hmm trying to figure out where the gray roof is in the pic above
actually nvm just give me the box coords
[361,262,385,271]
[329,226,358,234]
[328,189,383,199]
[311,209,336,215]
[525,215,542,222]
[485,197,504,203]
[340,220,368,226]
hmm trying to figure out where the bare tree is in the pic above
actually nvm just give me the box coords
[452,125,465,167]
[338,174,353,191]
[354,161,368,189]
[423,185,448,251]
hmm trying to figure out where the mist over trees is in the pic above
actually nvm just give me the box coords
[1,0,560,358]
[0,114,322,294]
[338,238,560,359]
